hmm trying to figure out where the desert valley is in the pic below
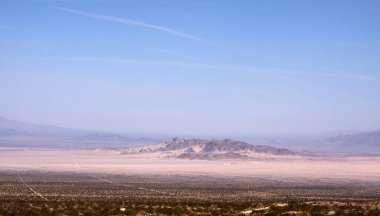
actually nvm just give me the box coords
[1,1,380,214]
[1,118,380,215]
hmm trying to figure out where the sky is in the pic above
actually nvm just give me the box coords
[0,0,380,135]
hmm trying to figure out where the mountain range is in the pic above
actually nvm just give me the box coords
[0,116,157,148]
[0,116,379,155]
[0,116,84,137]
[321,131,380,154]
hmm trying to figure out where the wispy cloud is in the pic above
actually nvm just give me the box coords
[50,6,216,45]
[35,56,380,84]
[138,46,207,62]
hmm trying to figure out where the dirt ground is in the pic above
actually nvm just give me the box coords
[1,148,380,181]
[1,149,380,215]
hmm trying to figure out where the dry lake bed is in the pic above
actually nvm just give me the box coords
[1,148,380,215]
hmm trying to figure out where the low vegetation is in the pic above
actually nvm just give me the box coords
[0,199,380,215]
[0,170,379,215]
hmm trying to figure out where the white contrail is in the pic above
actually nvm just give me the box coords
[143,47,207,62]
[38,56,380,84]
[50,6,215,45]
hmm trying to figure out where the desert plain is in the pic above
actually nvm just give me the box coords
[1,148,380,215]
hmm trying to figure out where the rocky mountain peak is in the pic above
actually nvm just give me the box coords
[122,138,295,160]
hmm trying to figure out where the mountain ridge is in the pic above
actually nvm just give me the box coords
[1,116,379,154]
[321,130,380,154]
[121,137,295,159]
[0,116,158,148]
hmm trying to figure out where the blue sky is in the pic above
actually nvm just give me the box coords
[1,0,379,135]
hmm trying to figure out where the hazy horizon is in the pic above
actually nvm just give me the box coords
[0,115,371,138]
[1,0,380,135]
[2,2,380,215]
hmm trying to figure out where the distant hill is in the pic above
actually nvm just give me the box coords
[0,116,86,137]
[76,133,157,144]
[77,133,132,142]
[237,131,380,155]
[322,131,380,154]
[0,116,158,148]
[2,116,379,154]
[0,129,33,137]
[122,138,295,160]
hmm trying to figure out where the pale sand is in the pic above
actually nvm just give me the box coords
[1,148,380,181]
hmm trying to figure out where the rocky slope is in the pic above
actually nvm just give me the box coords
[121,138,295,159]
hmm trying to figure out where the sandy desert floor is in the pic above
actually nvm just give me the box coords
[1,148,380,181]
[1,148,380,215]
